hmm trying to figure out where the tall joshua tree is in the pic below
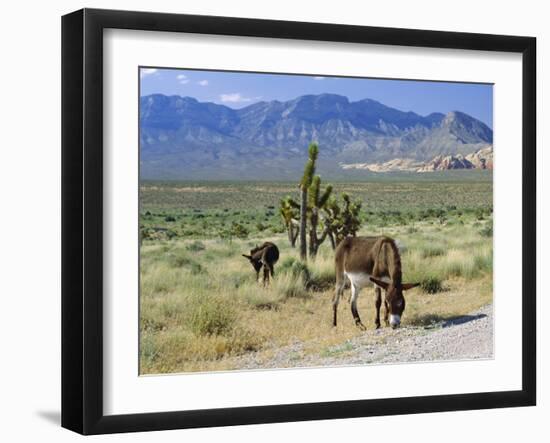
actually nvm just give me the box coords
[299,143,318,261]
[307,175,333,258]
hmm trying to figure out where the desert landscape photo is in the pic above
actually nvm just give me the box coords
[138,68,493,374]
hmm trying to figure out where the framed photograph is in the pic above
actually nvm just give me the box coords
[62,8,536,435]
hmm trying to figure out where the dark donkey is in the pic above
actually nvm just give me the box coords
[242,242,280,286]
[333,236,419,330]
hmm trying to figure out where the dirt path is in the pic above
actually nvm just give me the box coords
[233,304,493,369]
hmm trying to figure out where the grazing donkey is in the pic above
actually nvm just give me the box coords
[333,236,419,330]
[242,242,280,286]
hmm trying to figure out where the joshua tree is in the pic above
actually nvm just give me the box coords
[299,143,318,261]
[287,142,362,257]
[307,175,333,258]
[280,196,300,247]
[324,192,362,249]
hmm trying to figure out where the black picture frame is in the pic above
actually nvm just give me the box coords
[61,8,536,435]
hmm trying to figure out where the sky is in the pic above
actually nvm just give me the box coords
[140,67,493,128]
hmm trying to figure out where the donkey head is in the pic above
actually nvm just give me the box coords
[242,250,263,276]
[369,277,419,328]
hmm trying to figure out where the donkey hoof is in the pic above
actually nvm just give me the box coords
[356,321,367,331]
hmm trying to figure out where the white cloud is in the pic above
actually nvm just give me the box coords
[220,93,252,103]
[176,74,189,85]
[313,76,325,80]
[140,68,158,78]
[198,80,209,86]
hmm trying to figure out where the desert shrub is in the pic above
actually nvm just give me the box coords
[307,256,335,291]
[185,240,206,252]
[165,230,177,240]
[420,276,444,294]
[474,251,493,273]
[141,328,262,372]
[188,296,236,336]
[164,215,176,222]
[140,333,160,366]
[166,251,192,268]
[166,251,204,274]
[188,262,204,275]
[479,220,493,237]
[279,256,297,272]
[270,225,285,234]
[279,257,311,284]
[421,245,446,258]
[275,258,311,298]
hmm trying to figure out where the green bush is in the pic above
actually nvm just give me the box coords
[420,276,444,294]
[185,241,206,252]
[479,220,493,237]
[279,258,311,283]
[279,257,298,273]
[188,297,236,336]
[166,252,204,274]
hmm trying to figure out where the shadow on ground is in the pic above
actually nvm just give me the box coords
[408,313,487,328]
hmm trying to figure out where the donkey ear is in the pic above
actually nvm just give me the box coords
[402,282,420,291]
[242,254,251,260]
[370,277,389,290]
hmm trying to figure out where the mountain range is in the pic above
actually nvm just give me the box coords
[140,93,493,180]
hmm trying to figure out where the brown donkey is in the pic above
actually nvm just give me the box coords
[333,236,419,330]
[242,242,280,286]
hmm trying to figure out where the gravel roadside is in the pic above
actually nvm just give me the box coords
[234,304,493,370]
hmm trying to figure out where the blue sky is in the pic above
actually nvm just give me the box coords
[140,67,493,128]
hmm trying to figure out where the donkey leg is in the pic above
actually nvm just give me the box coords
[351,284,366,330]
[374,287,382,329]
[332,280,345,327]
[263,265,270,287]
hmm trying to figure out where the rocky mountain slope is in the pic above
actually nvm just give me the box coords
[341,145,493,173]
[140,93,493,179]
